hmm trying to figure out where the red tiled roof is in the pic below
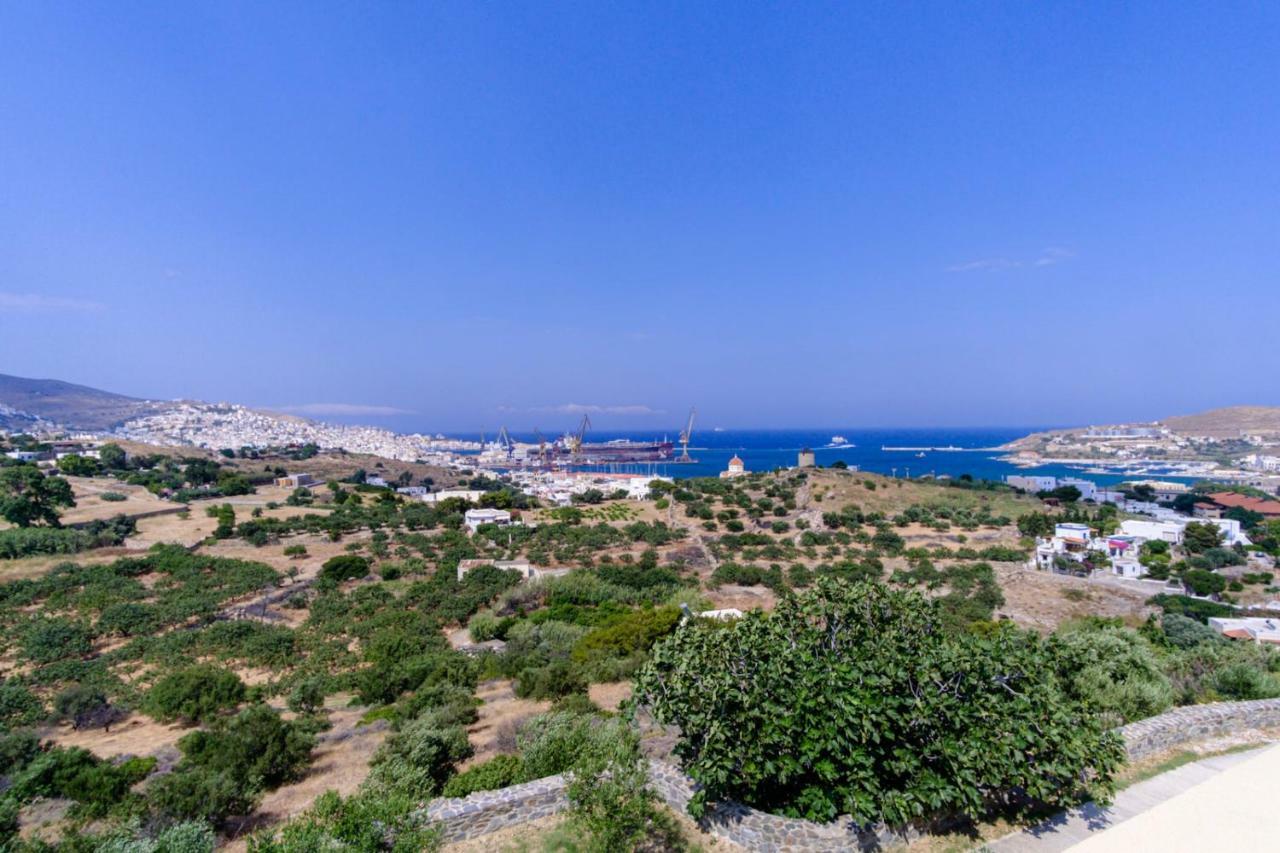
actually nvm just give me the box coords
[1206,492,1280,516]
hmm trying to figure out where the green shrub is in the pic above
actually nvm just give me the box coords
[572,606,680,663]
[441,754,526,797]
[7,746,154,815]
[1056,626,1173,725]
[365,717,472,800]
[97,601,158,637]
[21,617,93,663]
[318,555,370,585]
[146,665,246,724]
[518,711,621,780]
[148,764,254,827]
[100,492,128,502]
[0,680,44,727]
[1211,663,1280,701]
[53,684,114,730]
[1161,613,1221,648]
[634,579,1125,825]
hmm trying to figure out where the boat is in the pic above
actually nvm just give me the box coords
[549,436,675,463]
[830,435,849,446]
[915,451,926,458]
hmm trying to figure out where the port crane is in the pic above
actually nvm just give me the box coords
[569,414,592,457]
[678,407,697,462]
[496,426,514,457]
[533,428,549,467]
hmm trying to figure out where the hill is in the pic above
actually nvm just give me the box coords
[0,373,168,432]
[1162,406,1280,438]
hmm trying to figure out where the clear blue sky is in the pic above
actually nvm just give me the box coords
[2,2,1278,433]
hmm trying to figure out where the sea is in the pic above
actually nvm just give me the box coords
[454,428,1200,486]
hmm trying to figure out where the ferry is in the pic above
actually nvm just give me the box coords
[830,435,849,445]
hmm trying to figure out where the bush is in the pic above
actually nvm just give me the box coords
[1162,613,1221,648]
[0,680,45,727]
[8,746,154,815]
[179,703,316,790]
[152,704,315,827]
[1211,663,1280,701]
[22,617,93,663]
[148,765,254,827]
[1182,569,1227,597]
[53,684,116,730]
[98,601,158,637]
[634,579,1125,825]
[1148,594,1234,623]
[287,678,326,715]
[365,717,473,800]
[1056,626,1173,725]
[146,665,246,724]
[318,555,370,585]
[518,711,621,780]
[440,754,526,797]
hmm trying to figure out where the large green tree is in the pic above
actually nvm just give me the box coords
[0,464,75,527]
[633,579,1125,826]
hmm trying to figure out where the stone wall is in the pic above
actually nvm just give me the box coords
[422,698,1280,848]
[422,773,571,843]
[1117,697,1280,760]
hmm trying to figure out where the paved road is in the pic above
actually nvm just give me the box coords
[987,744,1276,852]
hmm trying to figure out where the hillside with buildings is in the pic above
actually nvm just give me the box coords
[0,372,476,462]
[1002,406,1280,484]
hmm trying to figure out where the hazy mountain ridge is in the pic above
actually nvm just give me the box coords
[0,373,175,432]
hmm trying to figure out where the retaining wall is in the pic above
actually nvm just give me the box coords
[423,773,571,843]
[1117,697,1280,760]
[422,698,1280,848]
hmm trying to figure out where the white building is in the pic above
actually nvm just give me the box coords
[720,455,747,479]
[1054,522,1093,543]
[1119,519,1186,545]
[1209,617,1280,645]
[1111,558,1147,579]
[1006,475,1058,493]
[464,508,513,532]
[1119,517,1250,547]
[422,489,487,505]
[5,450,42,462]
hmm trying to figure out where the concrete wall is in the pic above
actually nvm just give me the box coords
[421,698,1280,849]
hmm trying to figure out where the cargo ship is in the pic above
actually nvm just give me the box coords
[552,436,674,463]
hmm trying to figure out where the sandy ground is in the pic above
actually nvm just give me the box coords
[993,563,1155,632]
[42,712,191,759]
[128,508,220,548]
[587,681,632,713]
[57,476,168,524]
[222,698,390,850]
[462,680,551,769]
[706,583,778,613]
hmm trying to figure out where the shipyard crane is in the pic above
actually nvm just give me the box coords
[496,426,514,457]
[678,407,697,461]
[533,428,549,467]
[569,414,592,456]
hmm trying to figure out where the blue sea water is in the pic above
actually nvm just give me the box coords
[463,428,1192,486]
